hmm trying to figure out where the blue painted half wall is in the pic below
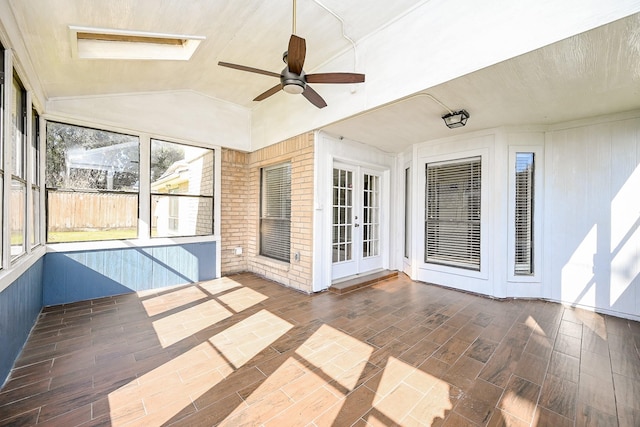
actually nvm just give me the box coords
[0,258,44,387]
[43,242,217,306]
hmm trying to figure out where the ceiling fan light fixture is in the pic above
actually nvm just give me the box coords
[282,76,305,94]
[442,109,470,129]
[283,84,305,94]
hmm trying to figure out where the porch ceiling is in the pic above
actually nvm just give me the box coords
[322,13,640,152]
[6,1,640,152]
[8,0,427,103]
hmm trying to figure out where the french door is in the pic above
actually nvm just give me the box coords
[332,162,384,280]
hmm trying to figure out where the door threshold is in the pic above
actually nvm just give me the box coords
[330,269,398,294]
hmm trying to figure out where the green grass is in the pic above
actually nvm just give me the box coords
[47,228,138,243]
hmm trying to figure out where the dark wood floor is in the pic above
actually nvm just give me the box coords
[1,273,639,426]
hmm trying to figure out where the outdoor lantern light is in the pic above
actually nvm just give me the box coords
[442,109,470,129]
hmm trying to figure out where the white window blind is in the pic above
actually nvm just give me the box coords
[514,153,534,275]
[404,167,411,259]
[425,157,481,270]
[260,163,291,262]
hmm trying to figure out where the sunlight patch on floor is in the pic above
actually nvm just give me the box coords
[369,356,451,426]
[218,287,268,312]
[152,299,232,347]
[524,315,545,336]
[141,286,208,316]
[296,324,374,391]
[107,343,227,425]
[498,389,538,424]
[198,277,243,295]
[209,309,293,369]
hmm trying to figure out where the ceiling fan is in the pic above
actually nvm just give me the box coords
[218,0,365,108]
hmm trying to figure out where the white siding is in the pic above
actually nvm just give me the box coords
[545,114,640,320]
[402,111,640,320]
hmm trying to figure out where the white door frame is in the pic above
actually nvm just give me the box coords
[331,160,388,281]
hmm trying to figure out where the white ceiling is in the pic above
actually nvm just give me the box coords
[324,13,640,152]
[7,0,640,153]
[8,0,427,103]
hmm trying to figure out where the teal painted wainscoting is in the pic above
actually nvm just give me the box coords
[0,258,44,387]
[43,242,217,306]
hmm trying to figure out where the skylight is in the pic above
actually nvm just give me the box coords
[69,26,205,60]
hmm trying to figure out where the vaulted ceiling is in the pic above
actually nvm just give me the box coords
[9,0,425,103]
[6,0,640,152]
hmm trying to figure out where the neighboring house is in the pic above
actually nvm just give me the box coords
[151,152,215,237]
[0,0,640,386]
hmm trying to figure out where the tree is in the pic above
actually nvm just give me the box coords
[46,122,139,190]
[150,141,184,182]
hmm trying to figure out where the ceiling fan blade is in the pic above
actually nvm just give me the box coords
[218,62,281,78]
[253,84,282,101]
[302,85,327,109]
[306,73,365,84]
[287,34,306,75]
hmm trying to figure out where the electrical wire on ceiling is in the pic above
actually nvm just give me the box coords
[418,93,454,115]
[310,0,359,75]
[332,91,456,132]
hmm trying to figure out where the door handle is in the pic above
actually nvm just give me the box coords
[354,223,360,227]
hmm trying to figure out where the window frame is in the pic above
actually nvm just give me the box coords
[0,45,5,269]
[418,148,489,280]
[404,166,411,259]
[149,138,215,239]
[30,109,41,249]
[260,162,291,263]
[508,145,543,283]
[44,120,142,245]
[514,152,535,275]
[43,119,220,248]
[424,156,482,271]
[10,73,27,261]
[0,47,50,287]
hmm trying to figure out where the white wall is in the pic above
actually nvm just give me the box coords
[405,111,640,321]
[46,91,251,151]
[544,112,640,320]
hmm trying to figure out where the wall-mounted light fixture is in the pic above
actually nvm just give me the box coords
[442,110,470,129]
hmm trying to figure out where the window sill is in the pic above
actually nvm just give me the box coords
[254,255,291,270]
[46,235,220,253]
[0,246,47,293]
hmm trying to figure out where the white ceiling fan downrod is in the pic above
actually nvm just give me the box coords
[292,0,297,35]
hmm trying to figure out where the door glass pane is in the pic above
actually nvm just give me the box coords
[332,168,353,263]
[362,173,380,258]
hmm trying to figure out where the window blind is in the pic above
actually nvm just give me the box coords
[404,167,411,259]
[514,153,534,275]
[260,163,291,262]
[425,157,481,270]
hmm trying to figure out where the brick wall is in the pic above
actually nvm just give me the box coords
[220,149,250,274]
[220,133,315,293]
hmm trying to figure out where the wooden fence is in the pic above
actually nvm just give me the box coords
[47,191,138,231]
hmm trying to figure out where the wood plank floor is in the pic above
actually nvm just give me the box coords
[1,272,639,426]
